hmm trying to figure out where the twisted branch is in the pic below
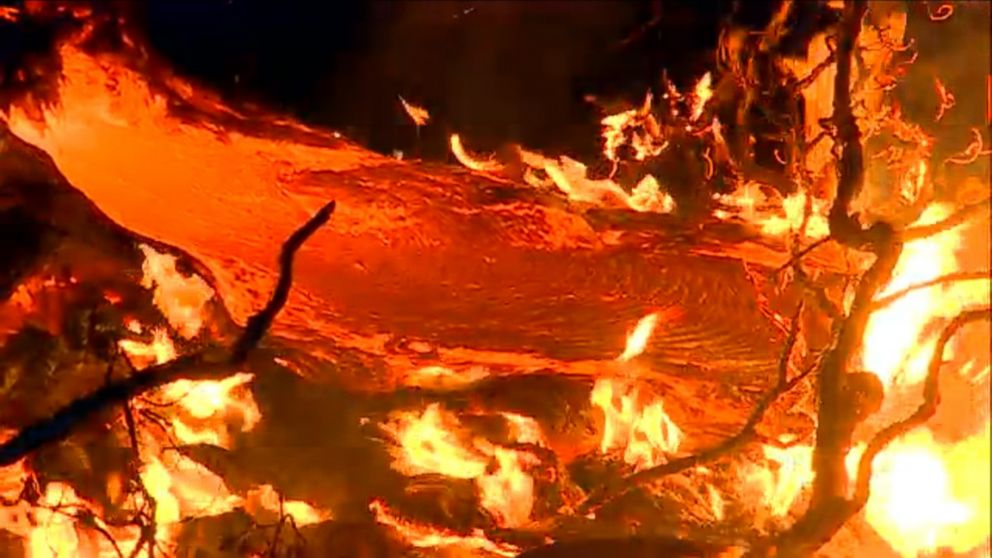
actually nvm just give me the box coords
[0,201,336,467]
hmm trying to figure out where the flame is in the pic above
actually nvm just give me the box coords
[617,312,660,362]
[691,72,713,121]
[742,444,815,519]
[398,95,430,127]
[450,134,503,173]
[117,326,177,368]
[380,404,541,527]
[862,204,989,387]
[245,484,331,527]
[862,426,990,557]
[370,500,520,557]
[591,313,684,470]
[138,244,214,339]
[156,372,261,448]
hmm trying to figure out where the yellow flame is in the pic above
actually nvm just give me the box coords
[398,95,430,127]
[245,484,331,527]
[380,404,543,527]
[138,244,214,339]
[449,134,503,173]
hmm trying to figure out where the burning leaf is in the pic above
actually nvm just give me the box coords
[398,95,430,127]
[138,244,215,339]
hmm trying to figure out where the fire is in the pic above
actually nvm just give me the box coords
[380,404,542,527]
[591,312,684,470]
[138,244,214,339]
[245,484,331,527]
[398,95,430,127]
[617,312,659,363]
[862,204,990,388]
[862,426,991,557]
[691,72,714,121]
[117,326,177,369]
[370,500,520,557]
[449,134,503,173]
[157,372,261,448]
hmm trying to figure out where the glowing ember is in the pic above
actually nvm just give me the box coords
[402,365,490,390]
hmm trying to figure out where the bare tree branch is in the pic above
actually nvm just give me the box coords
[0,201,336,467]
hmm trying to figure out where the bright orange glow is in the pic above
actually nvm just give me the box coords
[859,425,991,557]
[862,204,989,388]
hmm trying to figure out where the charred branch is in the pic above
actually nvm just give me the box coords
[0,201,336,467]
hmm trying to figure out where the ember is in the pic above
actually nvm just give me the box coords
[0,2,988,557]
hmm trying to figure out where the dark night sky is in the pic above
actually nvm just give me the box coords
[131,0,745,160]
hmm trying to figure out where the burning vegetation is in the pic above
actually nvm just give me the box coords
[0,1,989,557]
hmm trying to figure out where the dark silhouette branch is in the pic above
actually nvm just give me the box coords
[0,201,336,467]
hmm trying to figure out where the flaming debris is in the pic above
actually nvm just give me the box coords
[398,95,431,127]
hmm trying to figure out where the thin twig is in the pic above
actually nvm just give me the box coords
[0,201,336,467]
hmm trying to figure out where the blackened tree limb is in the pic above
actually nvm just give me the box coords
[0,201,336,467]
[852,307,991,506]
[579,301,806,511]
